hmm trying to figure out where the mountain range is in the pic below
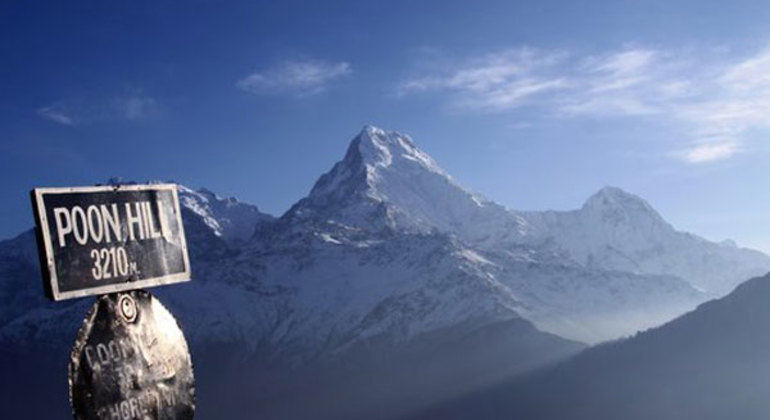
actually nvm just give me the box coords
[1,125,768,419]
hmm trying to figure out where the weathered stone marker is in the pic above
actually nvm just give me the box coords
[31,184,195,419]
[69,291,195,420]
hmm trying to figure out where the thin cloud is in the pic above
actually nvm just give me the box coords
[678,141,741,164]
[37,106,76,126]
[397,45,770,164]
[397,47,568,109]
[558,48,671,117]
[583,49,656,92]
[237,59,351,96]
[115,95,158,120]
[37,92,159,126]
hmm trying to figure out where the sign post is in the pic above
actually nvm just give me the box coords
[30,183,195,420]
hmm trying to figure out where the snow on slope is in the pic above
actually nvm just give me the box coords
[524,187,770,296]
[287,126,769,301]
[226,230,529,356]
[179,186,274,244]
[1,125,768,354]
[1,131,716,417]
[169,125,765,344]
[0,188,531,361]
[275,126,715,342]
[287,125,531,248]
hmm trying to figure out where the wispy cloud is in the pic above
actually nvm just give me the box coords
[558,48,670,117]
[397,48,567,110]
[677,142,741,164]
[398,45,770,164]
[37,106,76,126]
[115,95,158,120]
[237,59,351,97]
[37,91,159,126]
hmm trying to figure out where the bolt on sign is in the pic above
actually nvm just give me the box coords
[31,184,191,301]
[30,183,195,420]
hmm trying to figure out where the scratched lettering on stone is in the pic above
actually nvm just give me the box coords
[69,290,195,420]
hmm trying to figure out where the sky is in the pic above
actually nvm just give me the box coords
[3,0,770,252]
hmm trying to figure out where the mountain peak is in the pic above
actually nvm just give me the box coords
[303,125,453,207]
[583,186,660,216]
[287,126,518,240]
[352,125,444,175]
[578,186,670,231]
[588,186,639,201]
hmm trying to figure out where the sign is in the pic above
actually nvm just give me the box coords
[31,184,191,301]
[69,290,196,420]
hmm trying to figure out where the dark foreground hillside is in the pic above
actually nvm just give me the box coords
[416,273,770,420]
[0,316,581,419]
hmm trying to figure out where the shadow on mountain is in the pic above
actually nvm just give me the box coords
[415,272,770,420]
[0,317,582,419]
[209,318,583,420]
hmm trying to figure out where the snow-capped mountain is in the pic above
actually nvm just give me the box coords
[1,125,769,419]
[0,181,581,419]
[524,186,770,295]
[286,125,530,247]
[269,126,769,342]
[179,185,274,244]
[3,126,766,348]
[287,126,769,301]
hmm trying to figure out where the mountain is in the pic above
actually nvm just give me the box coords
[524,186,770,296]
[278,126,733,343]
[415,272,770,420]
[0,125,768,418]
[288,126,770,301]
[285,125,530,247]
[178,186,274,245]
[0,176,584,418]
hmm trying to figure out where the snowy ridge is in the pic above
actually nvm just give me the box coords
[288,125,532,247]
[179,186,274,244]
[524,187,770,295]
[1,125,769,357]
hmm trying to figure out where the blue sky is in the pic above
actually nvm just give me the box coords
[3,0,770,252]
